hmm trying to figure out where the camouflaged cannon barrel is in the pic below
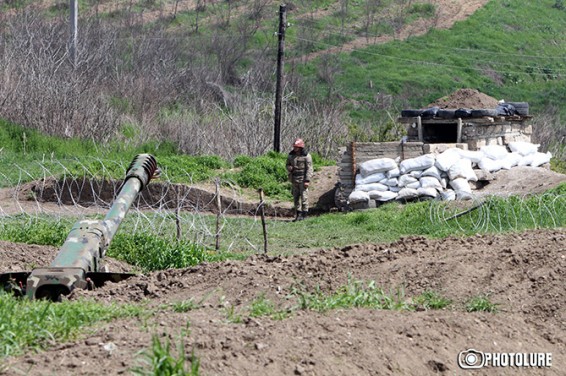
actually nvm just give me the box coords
[0,154,159,301]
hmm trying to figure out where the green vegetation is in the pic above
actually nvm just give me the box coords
[465,295,499,313]
[132,332,200,376]
[249,294,290,320]
[0,292,145,357]
[414,290,452,310]
[291,279,412,312]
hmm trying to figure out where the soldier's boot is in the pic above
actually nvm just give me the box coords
[292,211,301,222]
[301,211,308,220]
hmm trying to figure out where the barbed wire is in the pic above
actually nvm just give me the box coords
[0,157,279,253]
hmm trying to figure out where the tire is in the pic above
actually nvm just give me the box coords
[401,109,423,118]
[507,102,529,116]
[471,109,498,118]
[437,109,456,119]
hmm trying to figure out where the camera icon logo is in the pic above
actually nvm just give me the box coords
[458,349,485,369]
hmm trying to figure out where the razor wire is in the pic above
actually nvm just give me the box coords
[0,156,276,254]
[428,190,565,233]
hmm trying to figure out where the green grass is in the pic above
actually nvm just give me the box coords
[132,332,200,376]
[0,293,146,357]
[248,294,290,320]
[291,278,413,312]
[414,290,452,310]
[465,295,499,313]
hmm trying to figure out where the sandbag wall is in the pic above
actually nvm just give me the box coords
[348,141,552,208]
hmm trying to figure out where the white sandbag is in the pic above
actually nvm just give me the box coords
[410,170,423,179]
[440,190,456,201]
[531,151,552,167]
[359,158,398,177]
[502,152,522,169]
[481,145,509,160]
[399,154,435,174]
[456,191,474,201]
[508,141,540,156]
[421,165,441,180]
[369,190,398,202]
[420,176,443,190]
[355,172,386,185]
[381,178,399,187]
[449,178,472,193]
[417,187,438,198]
[396,188,419,201]
[389,185,401,193]
[355,182,389,192]
[435,148,461,172]
[348,190,369,204]
[405,181,421,190]
[517,153,535,167]
[478,157,504,172]
[440,177,448,189]
[398,174,418,187]
[448,159,478,182]
[456,149,485,163]
[386,167,400,178]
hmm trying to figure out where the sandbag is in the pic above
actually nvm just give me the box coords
[449,178,472,194]
[456,149,485,164]
[355,182,389,192]
[348,190,370,204]
[359,158,398,177]
[517,154,535,167]
[508,141,539,156]
[420,176,443,190]
[448,158,477,182]
[440,190,456,201]
[355,172,386,185]
[369,190,398,202]
[435,148,461,172]
[396,188,419,201]
[382,178,399,187]
[478,157,504,172]
[405,181,421,190]
[399,154,435,174]
[421,165,442,180]
[531,151,552,167]
[386,167,400,178]
[398,174,418,187]
[481,145,509,160]
[417,187,438,198]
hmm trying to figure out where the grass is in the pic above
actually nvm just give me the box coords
[465,295,499,313]
[414,290,452,310]
[291,278,413,312]
[132,332,200,376]
[0,292,146,357]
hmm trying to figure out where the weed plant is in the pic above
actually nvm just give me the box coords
[465,295,499,313]
[414,291,452,310]
[132,333,200,376]
[0,292,145,357]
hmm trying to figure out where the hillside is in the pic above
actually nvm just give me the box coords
[0,0,564,161]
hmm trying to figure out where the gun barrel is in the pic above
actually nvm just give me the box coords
[24,154,158,301]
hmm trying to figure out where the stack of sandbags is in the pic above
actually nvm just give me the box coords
[347,142,552,206]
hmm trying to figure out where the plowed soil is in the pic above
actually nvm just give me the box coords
[1,229,565,375]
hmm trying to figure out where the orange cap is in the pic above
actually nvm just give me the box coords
[293,138,305,148]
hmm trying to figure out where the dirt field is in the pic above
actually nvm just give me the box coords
[1,228,565,375]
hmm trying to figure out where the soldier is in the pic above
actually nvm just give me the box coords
[286,138,313,221]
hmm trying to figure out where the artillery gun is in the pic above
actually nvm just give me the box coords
[0,154,159,301]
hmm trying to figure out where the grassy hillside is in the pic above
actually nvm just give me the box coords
[0,0,564,160]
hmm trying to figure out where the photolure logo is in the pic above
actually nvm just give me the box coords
[458,349,552,369]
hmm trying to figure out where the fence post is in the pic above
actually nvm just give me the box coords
[215,178,221,251]
[258,188,268,254]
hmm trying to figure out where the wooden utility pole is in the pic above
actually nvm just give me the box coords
[69,0,78,66]
[273,4,287,153]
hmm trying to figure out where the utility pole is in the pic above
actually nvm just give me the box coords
[69,0,78,66]
[273,4,287,153]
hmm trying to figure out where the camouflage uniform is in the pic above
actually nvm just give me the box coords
[286,148,313,218]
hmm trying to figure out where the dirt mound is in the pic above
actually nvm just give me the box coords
[429,88,501,109]
[3,229,565,375]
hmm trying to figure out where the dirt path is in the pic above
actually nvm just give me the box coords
[297,0,490,62]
